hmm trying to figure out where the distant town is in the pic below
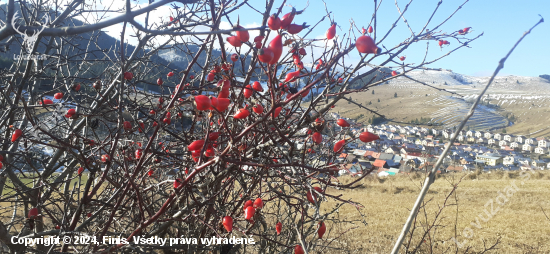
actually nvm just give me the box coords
[325,112,550,177]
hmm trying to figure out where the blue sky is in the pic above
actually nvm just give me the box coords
[223,0,549,77]
[69,0,548,77]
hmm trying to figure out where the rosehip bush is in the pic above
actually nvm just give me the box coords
[0,0,478,253]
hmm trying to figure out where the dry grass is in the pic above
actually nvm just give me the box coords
[333,81,550,137]
[322,171,550,253]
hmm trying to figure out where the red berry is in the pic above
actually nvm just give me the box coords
[244,200,253,210]
[207,72,215,81]
[65,108,76,118]
[77,167,84,175]
[167,72,174,77]
[287,22,308,34]
[294,245,305,254]
[253,198,264,209]
[123,121,132,130]
[276,222,282,235]
[231,53,239,62]
[273,107,282,118]
[233,108,250,119]
[285,70,301,82]
[391,71,398,76]
[318,221,326,239]
[212,97,230,112]
[28,208,39,219]
[208,132,220,141]
[188,140,205,151]
[254,35,264,43]
[124,72,133,80]
[174,178,182,189]
[268,14,281,30]
[235,25,249,42]
[138,122,145,133]
[356,35,378,54]
[367,25,373,33]
[101,154,110,163]
[280,8,296,29]
[253,104,264,114]
[258,48,274,63]
[244,206,255,220]
[252,81,263,92]
[87,213,92,218]
[41,99,53,105]
[157,78,163,85]
[243,85,253,99]
[333,140,346,153]
[222,216,233,232]
[54,93,63,99]
[359,132,379,142]
[399,56,406,61]
[312,132,322,144]
[337,119,350,127]
[73,84,81,91]
[226,36,243,47]
[11,129,22,142]
[268,34,283,65]
[326,23,336,39]
[195,95,212,111]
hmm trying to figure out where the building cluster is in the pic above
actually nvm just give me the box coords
[326,113,550,177]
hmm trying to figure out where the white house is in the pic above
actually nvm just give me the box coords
[494,133,502,140]
[466,130,474,137]
[477,138,488,144]
[484,132,493,139]
[522,144,535,152]
[510,142,520,149]
[488,139,496,145]
[534,147,548,154]
[504,135,514,142]
[524,138,535,145]
[503,156,516,165]
[538,138,548,148]
[499,140,509,147]
[475,131,484,138]
[515,136,525,143]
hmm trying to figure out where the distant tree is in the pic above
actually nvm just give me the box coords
[378,98,381,102]
[372,90,375,94]
[394,92,398,98]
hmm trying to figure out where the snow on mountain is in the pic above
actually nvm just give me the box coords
[388,69,550,90]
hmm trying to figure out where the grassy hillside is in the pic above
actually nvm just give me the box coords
[324,172,550,253]
[335,70,550,138]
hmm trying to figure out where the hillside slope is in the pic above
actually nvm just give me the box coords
[335,69,550,137]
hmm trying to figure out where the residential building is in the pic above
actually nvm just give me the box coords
[475,154,503,166]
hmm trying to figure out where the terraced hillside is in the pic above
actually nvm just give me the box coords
[334,70,550,137]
